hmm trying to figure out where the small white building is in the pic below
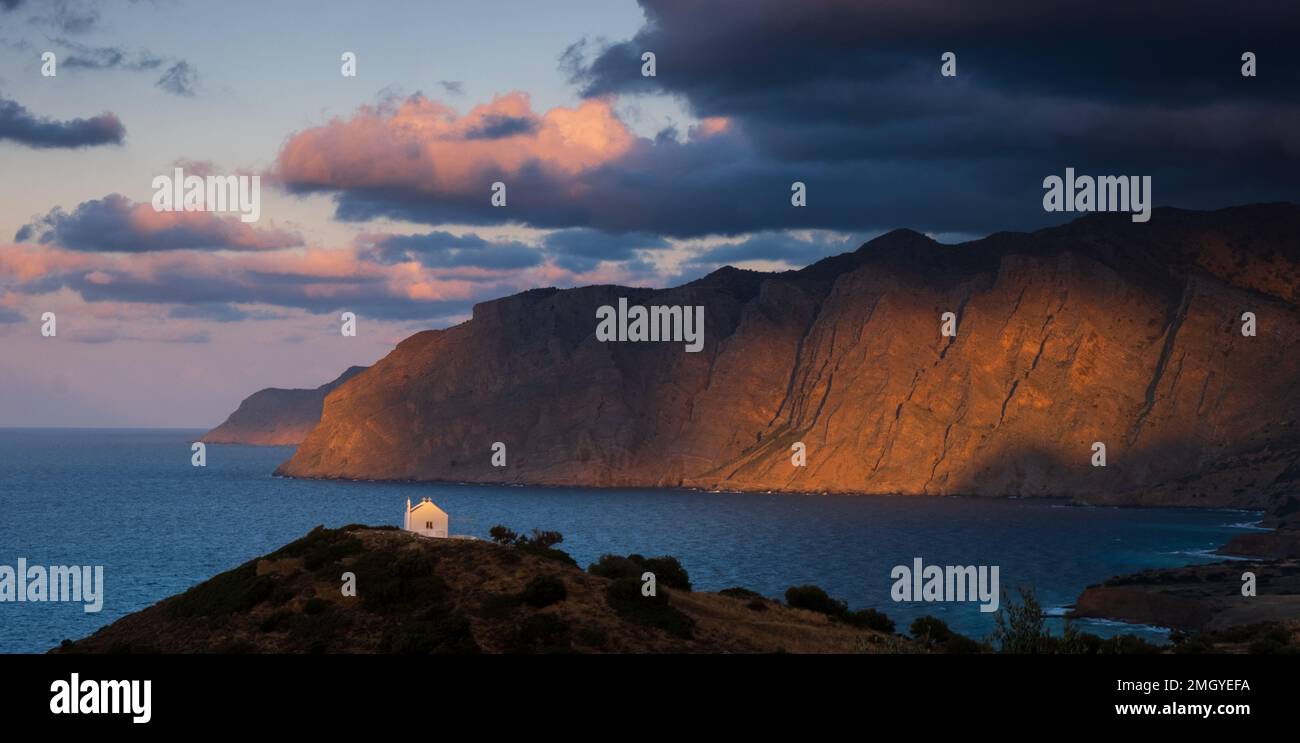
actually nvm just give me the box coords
[404,497,448,538]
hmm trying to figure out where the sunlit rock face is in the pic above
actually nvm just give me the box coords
[204,366,368,446]
[278,205,1300,507]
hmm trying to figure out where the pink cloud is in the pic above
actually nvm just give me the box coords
[275,92,634,197]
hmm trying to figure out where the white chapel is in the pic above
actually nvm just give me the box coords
[403,497,449,538]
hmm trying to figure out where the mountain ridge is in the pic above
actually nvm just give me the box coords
[277,204,1300,506]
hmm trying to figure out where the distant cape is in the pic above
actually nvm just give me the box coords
[203,366,368,446]
[277,204,1300,507]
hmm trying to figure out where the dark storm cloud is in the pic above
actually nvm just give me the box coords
[276,1,1300,239]
[562,0,1300,233]
[361,231,544,270]
[17,194,301,252]
[0,96,124,148]
[541,228,669,272]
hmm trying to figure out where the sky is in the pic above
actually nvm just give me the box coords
[1,0,1298,427]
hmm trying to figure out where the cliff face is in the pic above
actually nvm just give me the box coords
[203,366,368,446]
[277,205,1300,506]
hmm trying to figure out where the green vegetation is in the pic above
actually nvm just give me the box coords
[718,587,764,600]
[165,561,273,618]
[990,587,1162,654]
[1171,623,1300,654]
[488,525,578,566]
[783,584,896,633]
[266,525,364,572]
[519,575,568,608]
[604,577,695,639]
[909,616,986,654]
[588,553,692,591]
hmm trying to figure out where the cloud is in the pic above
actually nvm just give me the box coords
[684,232,862,270]
[556,0,1300,234]
[0,95,124,148]
[55,38,164,71]
[359,231,544,270]
[16,194,302,252]
[46,37,200,97]
[439,80,464,96]
[156,61,198,97]
[463,113,539,140]
[32,0,98,34]
[0,307,24,324]
[541,228,668,272]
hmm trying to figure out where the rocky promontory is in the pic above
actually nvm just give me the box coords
[203,366,367,446]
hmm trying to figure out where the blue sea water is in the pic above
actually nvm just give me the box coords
[0,428,1261,653]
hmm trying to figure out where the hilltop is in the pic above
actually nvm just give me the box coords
[53,526,902,654]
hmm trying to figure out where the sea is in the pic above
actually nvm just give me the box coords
[0,428,1265,653]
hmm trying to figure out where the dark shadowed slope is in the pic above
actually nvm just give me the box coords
[204,366,368,446]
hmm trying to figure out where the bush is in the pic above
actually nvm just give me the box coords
[266,526,364,572]
[589,553,692,591]
[604,577,694,639]
[488,525,578,566]
[166,562,274,618]
[719,587,763,600]
[990,587,1052,653]
[910,616,953,645]
[384,615,479,654]
[784,585,848,617]
[844,608,895,633]
[783,584,896,633]
[351,549,447,615]
[519,575,568,608]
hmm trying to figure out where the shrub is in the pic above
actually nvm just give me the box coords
[166,562,274,618]
[267,526,363,572]
[604,577,694,639]
[589,553,691,591]
[910,616,953,645]
[719,587,763,600]
[351,549,447,615]
[1098,634,1162,655]
[844,608,895,633]
[385,615,479,654]
[488,525,577,566]
[784,585,848,617]
[519,575,568,608]
[990,587,1052,653]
